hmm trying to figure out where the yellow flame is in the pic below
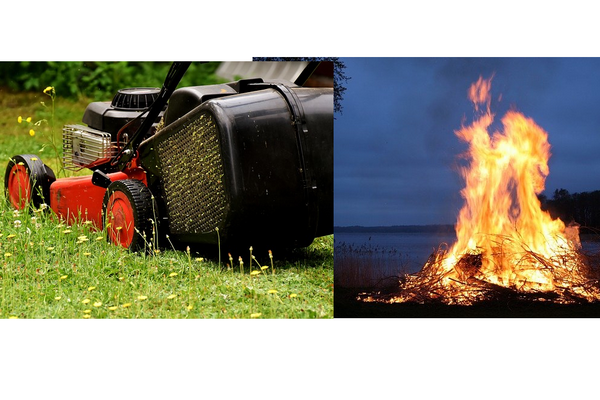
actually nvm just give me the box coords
[368,76,600,305]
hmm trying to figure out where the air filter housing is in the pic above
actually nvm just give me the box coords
[139,81,333,249]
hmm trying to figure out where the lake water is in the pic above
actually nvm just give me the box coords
[334,230,457,287]
[335,231,456,274]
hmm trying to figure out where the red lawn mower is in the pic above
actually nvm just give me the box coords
[4,62,333,252]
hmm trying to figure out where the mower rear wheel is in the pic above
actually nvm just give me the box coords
[102,179,154,251]
[4,154,56,210]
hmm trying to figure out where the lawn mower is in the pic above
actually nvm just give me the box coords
[4,61,333,253]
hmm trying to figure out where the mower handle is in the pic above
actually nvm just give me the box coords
[113,61,193,169]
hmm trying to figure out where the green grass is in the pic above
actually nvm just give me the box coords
[0,86,89,175]
[0,88,333,319]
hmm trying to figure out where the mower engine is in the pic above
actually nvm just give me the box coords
[4,62,333,253]
[63,88,162,171]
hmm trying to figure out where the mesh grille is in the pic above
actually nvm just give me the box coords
[62,124,115,170]
[157,112,226,234]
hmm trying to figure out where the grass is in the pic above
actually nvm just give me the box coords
[0,87,333,319]
[0,86,87,175]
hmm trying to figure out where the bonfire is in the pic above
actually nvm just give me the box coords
[360,76,600,306]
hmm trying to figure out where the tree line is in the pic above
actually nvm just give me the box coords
[539,189,600,233]
[0,62,223,100]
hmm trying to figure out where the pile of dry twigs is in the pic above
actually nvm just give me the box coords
[358,244,600,306]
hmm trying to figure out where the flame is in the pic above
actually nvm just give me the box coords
[448,76,567,289]
[363,76,600,305]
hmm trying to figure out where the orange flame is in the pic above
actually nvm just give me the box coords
[446,76,571,289]
[371,76,600,305]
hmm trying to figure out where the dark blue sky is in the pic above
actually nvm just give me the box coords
[334,57,600,227]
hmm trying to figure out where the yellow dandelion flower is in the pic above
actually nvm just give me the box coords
[250,313,262,318]
[60,275,68,280]
[137,295,148,301]
[108,306,118,311]
[82,314,91,319]
[7,234,16,239]
[250,271,260,276]
[261,266,269,271]
[82,299,90,304]
[77,235,88,241]
[268,289,278,294]
[93,302,102,307]
[43,86,54,94]
[169,272,178,277]
[62,229,72,234]
[121,303,132,308]
[289,293,297,298]
[83,309,92,314]
[83,252,91,256]
[4,253,12,258]
[26,117,32,123]
[8,316,18,319]
[187,305,193,310]
[195,257,204,262]
[29,129,35,137]
[17,116,22,123]
[54,296,61,301]
[96,237,103,241]
[46,247,55,251]
[167,294,177,299]
[118,277,125,281]
[88,286,96,291]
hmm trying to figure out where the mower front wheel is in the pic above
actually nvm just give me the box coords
[4,154,56,210]
[102,179,155,251]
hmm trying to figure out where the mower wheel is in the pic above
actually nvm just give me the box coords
[4,154,56,210]
[102,179,155,251]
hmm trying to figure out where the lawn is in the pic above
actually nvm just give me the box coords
[0,87,333,319]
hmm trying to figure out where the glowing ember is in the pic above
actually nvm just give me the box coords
[360,76,600,305]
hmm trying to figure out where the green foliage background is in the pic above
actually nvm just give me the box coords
[0,62,224,100]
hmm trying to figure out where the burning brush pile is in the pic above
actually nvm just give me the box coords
[359,77,600,306]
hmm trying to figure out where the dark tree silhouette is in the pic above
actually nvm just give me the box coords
[539,189,600,233]
[253,57,349,115]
